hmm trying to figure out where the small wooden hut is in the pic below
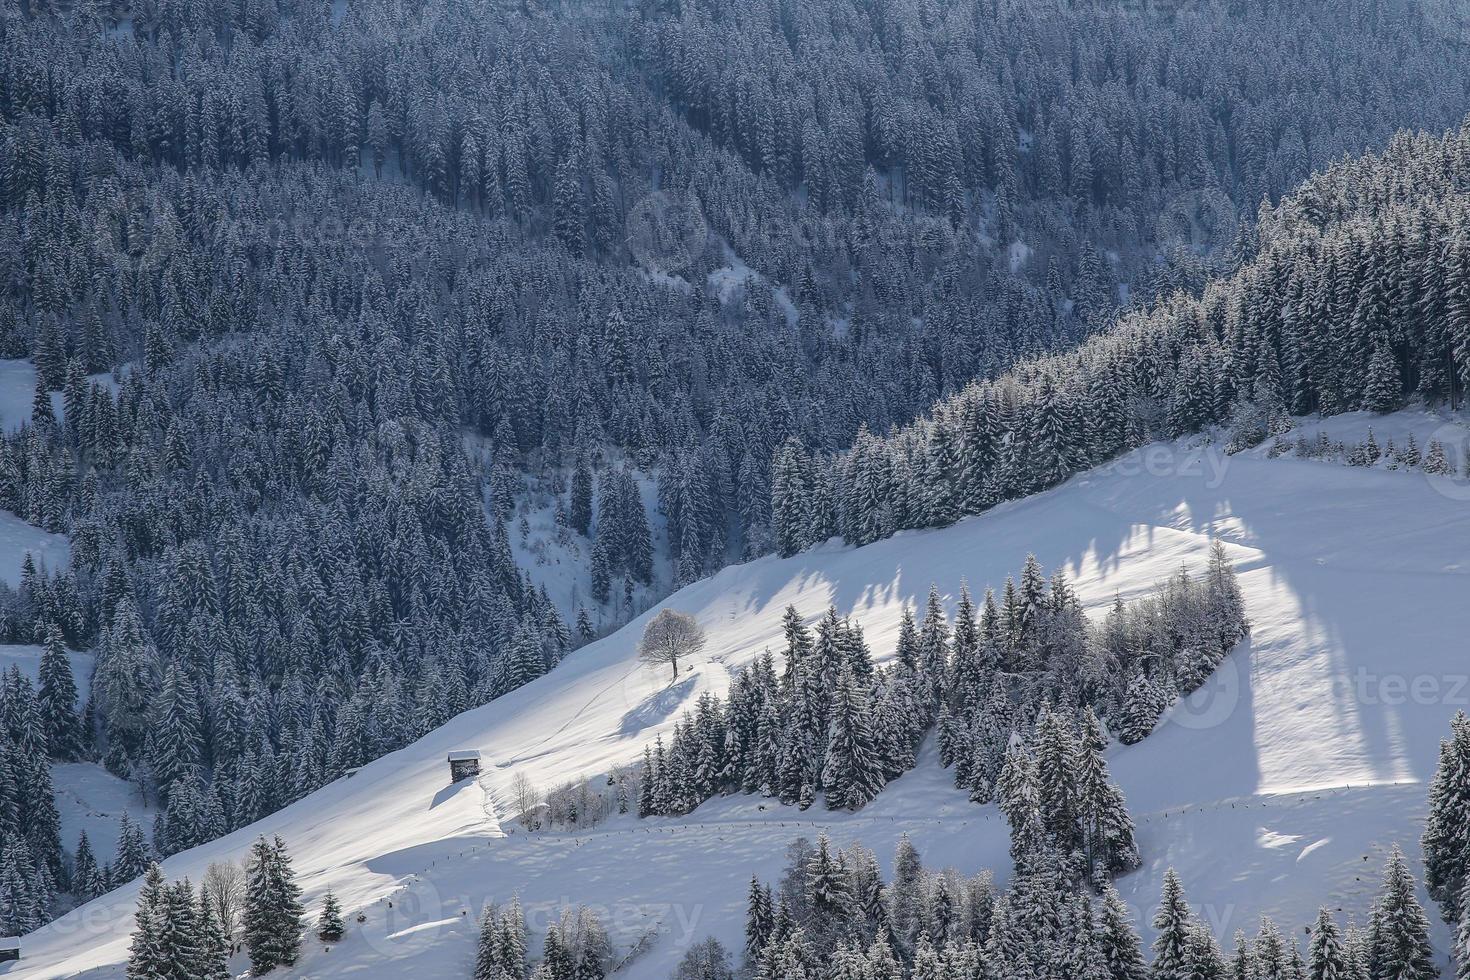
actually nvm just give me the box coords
[447,750,482,782]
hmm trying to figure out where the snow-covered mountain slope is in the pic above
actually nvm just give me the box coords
[17,411,1470,979]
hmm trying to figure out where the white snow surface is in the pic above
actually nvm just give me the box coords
[0,507,69,588]
[0,644,93,703]
[18,411,1470,979]
[53,764,155,868]
[0,358,122,434]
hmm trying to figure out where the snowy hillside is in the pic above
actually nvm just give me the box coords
[0,512,68,588]
[14,410,1470,979]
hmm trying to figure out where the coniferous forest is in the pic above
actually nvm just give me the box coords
[4,0,1470,956]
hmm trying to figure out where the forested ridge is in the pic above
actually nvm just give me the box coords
[772,117,1470,554]
[2,0,1470,935]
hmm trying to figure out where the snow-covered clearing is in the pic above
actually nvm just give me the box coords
[0,359,122,434]
[53,765,155,868]
[0,644,93,703]
[15,410,1470,979]
[0,509,68,588]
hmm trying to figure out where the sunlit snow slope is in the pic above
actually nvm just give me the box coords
[15,411,1470,980]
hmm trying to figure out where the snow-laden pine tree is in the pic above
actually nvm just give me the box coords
[1076,709,1141,881]
[198,884,234,980]
[820,665,884,810]
[1151,870,1194,980]
[126,863,169,980]
[1423,710,1470,922]
[1119,673,1167,745]
[1097,884,1149,980]
[886,834,924,955]
[996,737,1045,866]
[317,889,345,942]
[1367,847,1436,980]
[1455,877,1470,980]
[1310,908,1348,980]
[1034,708,1083,854]
[243,835,303,974]
[804,834,855,948]
[36,626,83,761]
[1253,917,1291,980]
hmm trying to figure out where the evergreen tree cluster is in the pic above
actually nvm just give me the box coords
[1422,711,1470,927]
[473,899,611,980]
[0,665,67,935]
[126,833,305,979]
[716,833,1438,980]
[474,896,529,980]
[637,551,1243,888]
[1269,426,1469,479]
[241,835,304,975]
[126,862,232,980]
[774,117,1470,555]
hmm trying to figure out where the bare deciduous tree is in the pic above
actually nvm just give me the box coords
[511,771,543,830]
[203,860,246,941]
[637,609,706,682]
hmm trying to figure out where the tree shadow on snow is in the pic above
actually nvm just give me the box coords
[617,675,697,736]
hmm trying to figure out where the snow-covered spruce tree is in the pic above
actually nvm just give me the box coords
[474,904,503,980]
[1252,916,1291,980]
[198,884,234,980]
[1077,709,1141,881]
[804,834,856,948]
[1364,343,1403,414]
[113,812,153,883]
[886,834,925,956]
[243,835,304,974]
[1367,847,1436,980]
[1119,673,1167,745]
[36,625,84,761]
[1097,884,1149,980]
[1151,870,1195,980]
[1455,876,1470,980]
[820,664,884,810]
[996,737,1045,867]
[541,926,575,980]
[317,889,345,942]
[479,897,528,980]
[1423,711,1470,922]
[1034,708,1084,855]
[1184,922,1230,980]
[1310,908,1349,980]
[744,876,774,967]
[73,830,104,900]
[126,863,169,980]
[156,879,203,980]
